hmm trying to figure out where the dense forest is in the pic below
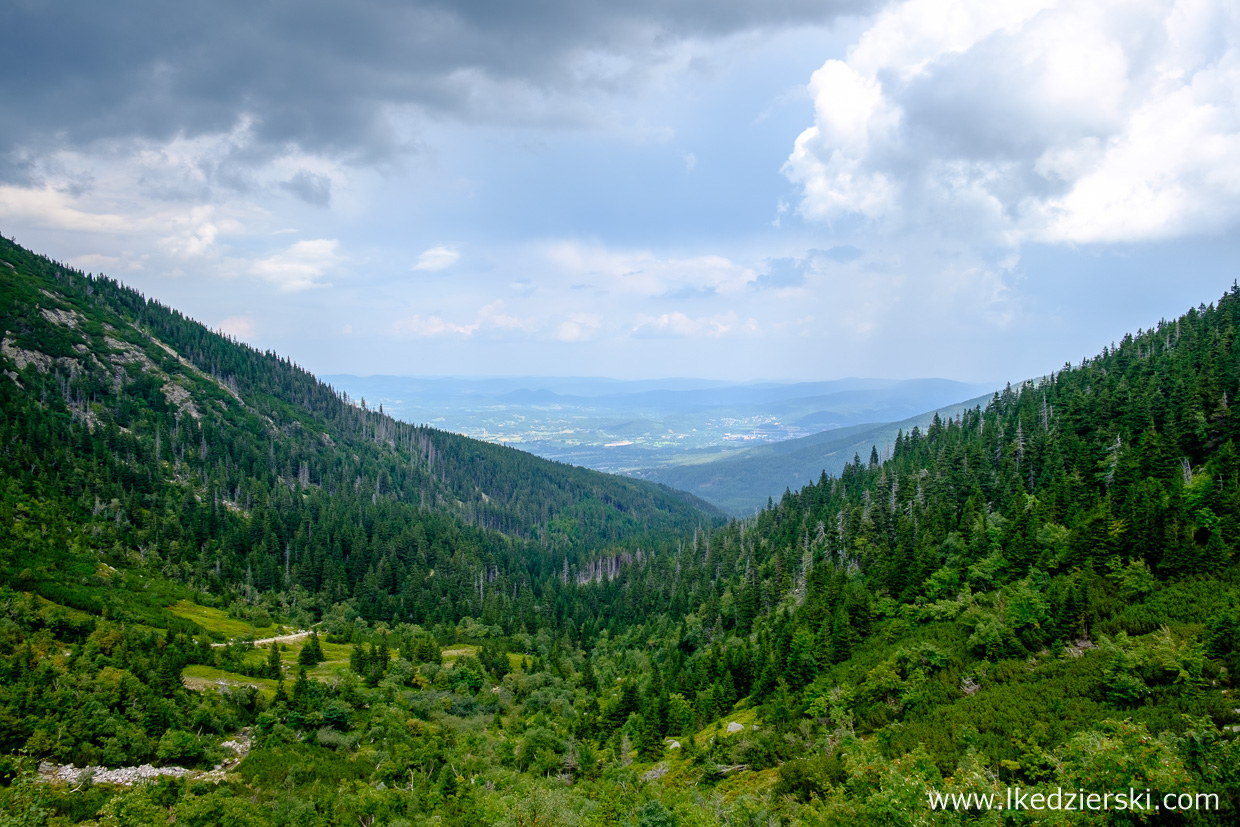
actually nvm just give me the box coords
[2,235,1239,825]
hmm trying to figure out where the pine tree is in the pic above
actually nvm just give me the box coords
[635,711,663,761]
[266,641,283,680]
[292,666,311,711]
[784,628,818,690]
[829,606,858,665]
[580,654,597,692]
[298,630,325,666]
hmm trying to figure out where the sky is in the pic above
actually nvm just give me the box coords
[2,0,1239,384]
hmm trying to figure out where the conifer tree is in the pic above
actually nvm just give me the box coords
[298,630,324,666]
[828,606,858,665]
[266,641,283,680]
[292,666,311,711]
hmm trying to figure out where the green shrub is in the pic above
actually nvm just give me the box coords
[155,730,204,767]
[773,753,848,801]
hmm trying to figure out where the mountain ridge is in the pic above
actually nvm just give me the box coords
[638,392,996,514]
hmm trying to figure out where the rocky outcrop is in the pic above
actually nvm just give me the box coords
[37,729,251,787]
[40,306,84,328]
[2,335,54,374]
[39,762,191,786]
[162,380,202,420]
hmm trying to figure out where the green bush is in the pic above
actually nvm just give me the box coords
[773,753,848,801]
[155,730,204,767]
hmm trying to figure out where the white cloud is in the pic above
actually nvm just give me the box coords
[477,300,538,332]
[392,300,536,338]
[0,119,355,271]
[67,251,147,272]
[218,315,257,341]
[543,241,756,296]
[393,314,479,337]
[164,206,226,259]
[847,0,1055,79]
[412,246,460,271]
[0,185,131,233]
[771,199,790,228]
[785,0,1240,245]
[250,239,341,291]
[631,310,758,339]
[557,312,603,341]
[785,58,899,221]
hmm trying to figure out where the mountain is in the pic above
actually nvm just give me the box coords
[323,373,995,480]
[0,235,718,632]
[594,288,1240,818]
[637,393,994,514]
[3,234,1240,826]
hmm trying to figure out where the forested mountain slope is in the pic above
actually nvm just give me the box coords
[0,235,718,631]
[589,287,1240,819]
[638,392,993,514]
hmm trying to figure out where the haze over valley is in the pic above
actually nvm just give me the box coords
[325,374,995,512]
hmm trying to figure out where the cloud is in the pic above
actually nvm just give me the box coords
[756,256,806,289]
[164,206,224,259]
[412,246,461,271]
[392,300,535,338]
[0,1,878,182]
[631,310,758,338]
[218,315,257,341]
[0,184,131,233]
[756,249,865,289]
[249,239,341,291]
[67,251,147,272]
[280,170,332,206]
[819,245,862,263]
[784,0,1240,245]
[0,173,247,261]
[393,314,479,338]
[477,300,538,332]
[543,241,756,296]
[771,199,789,228]
[557,312,603,341]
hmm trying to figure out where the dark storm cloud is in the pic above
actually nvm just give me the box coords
[0,0,874,179]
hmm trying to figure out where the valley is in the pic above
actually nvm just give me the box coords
[326,374,995,514]
[2,237,1239,825]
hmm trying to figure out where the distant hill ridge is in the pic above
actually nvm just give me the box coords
[639,393,995,514]
[325,373,995,506]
